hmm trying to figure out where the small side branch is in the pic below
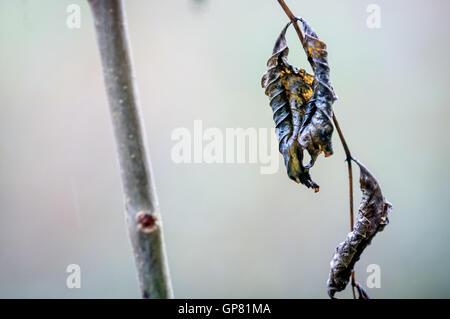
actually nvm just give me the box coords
[88,0,173,298]
[276,0,304,44]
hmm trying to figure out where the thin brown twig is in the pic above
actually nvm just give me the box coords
[276,0,356,299]
[351,270,356,299]
[332,115,354,231]
[333,115,356,297]
[276,0,304,44]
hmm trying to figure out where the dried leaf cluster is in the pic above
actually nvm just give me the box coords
[261,16,391,299]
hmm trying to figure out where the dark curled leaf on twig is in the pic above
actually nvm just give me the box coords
[327,159,391,298]
[261,21,317,190]
[298,18,337,163]
[261,18,336,191]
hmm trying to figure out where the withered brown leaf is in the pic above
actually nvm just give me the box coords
[261,18,337,191]
[327,159,392,298]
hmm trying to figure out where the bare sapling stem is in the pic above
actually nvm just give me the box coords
[88,0,173,298]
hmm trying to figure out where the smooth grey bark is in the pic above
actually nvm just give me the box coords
[88,0,173,298]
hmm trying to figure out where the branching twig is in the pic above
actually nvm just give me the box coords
[276,0,358,298]
[88,0,173,299]
[276,0,304,44]
[331,116,354,230]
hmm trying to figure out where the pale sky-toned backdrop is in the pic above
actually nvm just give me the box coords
[0,0,449,298]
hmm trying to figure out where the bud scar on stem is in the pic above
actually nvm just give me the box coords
[137,211,159,234]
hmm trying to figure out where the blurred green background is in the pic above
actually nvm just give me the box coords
[0,0,449,298]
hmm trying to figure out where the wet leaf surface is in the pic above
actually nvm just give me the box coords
[261,18,336,191]
[327,159,392,298]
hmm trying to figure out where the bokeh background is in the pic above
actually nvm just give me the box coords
[0,0,449,298]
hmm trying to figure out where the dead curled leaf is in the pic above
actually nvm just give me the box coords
[327,159,392,298]
[261,18,337,191]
